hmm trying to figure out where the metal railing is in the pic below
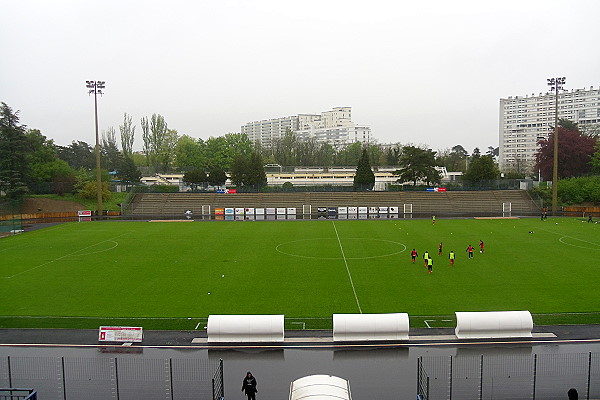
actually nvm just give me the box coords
[212,359,224,400]
[0,356,223,400]
[0,388,37,400]
[417,352,599,399]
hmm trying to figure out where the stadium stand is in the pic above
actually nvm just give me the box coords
[124,190,540,217]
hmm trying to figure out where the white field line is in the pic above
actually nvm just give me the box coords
[1,315,209,321]
[537,226,600,247]
[332,221,362,314]
[5,232,130,279]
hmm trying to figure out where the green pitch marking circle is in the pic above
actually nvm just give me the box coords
[276,238,407,260]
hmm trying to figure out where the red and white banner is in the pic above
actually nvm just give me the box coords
[99,326,143,343]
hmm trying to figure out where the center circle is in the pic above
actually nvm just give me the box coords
[559,236,600,251]
[275,238,407,260]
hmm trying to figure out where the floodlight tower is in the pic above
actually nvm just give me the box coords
[86,80,106,217]
[547,77,565,215]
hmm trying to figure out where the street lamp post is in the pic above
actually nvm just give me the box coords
[86,80,106,218]
[547,77,565,215]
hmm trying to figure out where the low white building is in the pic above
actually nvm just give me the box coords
[140,167,461,191]
[267,166,460,190]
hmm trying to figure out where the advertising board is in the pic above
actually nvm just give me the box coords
[99,326,143,343]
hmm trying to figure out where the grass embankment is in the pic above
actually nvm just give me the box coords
[29,192,128,211]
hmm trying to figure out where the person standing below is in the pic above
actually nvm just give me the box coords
[427,257,433,274]
[466,245,474,259]
[479,240,485,254]
[449,250,455,266]
[411,249,418,263]
[438,242,443,256]
[568,388,578,400]
[242,371,258,400]
[423,251,430,267]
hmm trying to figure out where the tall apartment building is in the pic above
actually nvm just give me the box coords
[499,86,600,173]
[241,107,371,148]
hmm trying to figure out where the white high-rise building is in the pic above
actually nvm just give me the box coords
[499,86,600,173]
[241,107,371,148]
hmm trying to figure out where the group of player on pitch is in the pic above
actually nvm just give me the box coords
[410,240,485,274]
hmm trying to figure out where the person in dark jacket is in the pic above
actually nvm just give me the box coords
[242,371,258,400]
[568,388,578,400]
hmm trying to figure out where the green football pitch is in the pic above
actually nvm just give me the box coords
[1,217,599,330]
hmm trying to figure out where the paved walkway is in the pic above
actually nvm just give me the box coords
[2,325,600,348]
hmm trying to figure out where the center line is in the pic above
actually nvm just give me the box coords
[332,221,362,314]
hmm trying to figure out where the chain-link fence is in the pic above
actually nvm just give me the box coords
[0,356,223,400]
[417,352,600,400]
[0,199,22,235]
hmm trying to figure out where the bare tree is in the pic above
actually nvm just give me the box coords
[141,116,151,167]
[119,113,135,157]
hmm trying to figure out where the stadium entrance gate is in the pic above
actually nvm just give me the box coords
[503,202,512,217]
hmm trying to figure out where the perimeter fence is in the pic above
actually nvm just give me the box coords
[0,356,224,400]
[0,200,22,235]
[417,352,600,400]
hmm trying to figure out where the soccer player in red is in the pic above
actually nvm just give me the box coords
[438,242,443,256]
[411,249,418,263]
[479,240,485,254]
[466,245,474,259]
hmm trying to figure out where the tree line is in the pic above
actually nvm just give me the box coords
[2,101,599,201]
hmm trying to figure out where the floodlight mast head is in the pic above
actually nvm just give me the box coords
[547,77,566,92]
[86,80,105,96]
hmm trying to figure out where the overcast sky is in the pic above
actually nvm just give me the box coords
[1,0,599,154]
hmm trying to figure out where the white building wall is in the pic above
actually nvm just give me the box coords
[499,86,600,173]
[241,115,300,147]
[242,107,370,148]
